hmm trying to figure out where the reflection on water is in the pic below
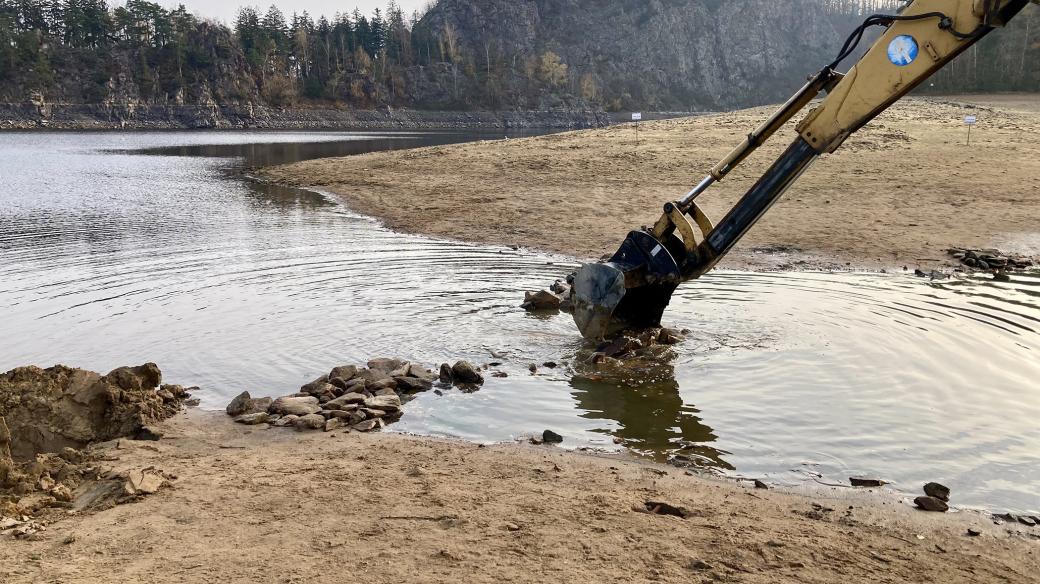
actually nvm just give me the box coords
[569,367,733,470]
[1,131,1039,513]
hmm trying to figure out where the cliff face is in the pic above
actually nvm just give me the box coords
[418,0,861,110]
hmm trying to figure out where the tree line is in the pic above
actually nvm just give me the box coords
[0,0,1035,111]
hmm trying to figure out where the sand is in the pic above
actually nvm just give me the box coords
[259,95,1040,269]
[2,411,1037,584]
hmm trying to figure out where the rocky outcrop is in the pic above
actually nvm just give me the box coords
[0,364,190,459]
[420,0,861,110]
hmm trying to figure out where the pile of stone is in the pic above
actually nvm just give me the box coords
[586,326,688,366]
[947,248,1034,272]
[522,277,574,312]
[226,358,486,433]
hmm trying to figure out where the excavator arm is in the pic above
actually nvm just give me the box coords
[572,0,1037,339]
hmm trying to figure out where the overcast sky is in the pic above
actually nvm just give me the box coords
[155,1,430,24]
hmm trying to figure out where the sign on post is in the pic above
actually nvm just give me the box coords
[631,112,642,121]
[964,115,978,146]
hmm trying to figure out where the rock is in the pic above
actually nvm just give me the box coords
[124,469,165,495]
[451,361,484,385]
[521,290,562,311]
[601,335,642,358]
[50,483,73,502]
[368,358,405,373]
[328,365,359,382]
[325,392,367,410]
[300,375,330,394]
[542,361,558,369]
[324,419,345,432]
[407,364,437,381]
[362,408,387,418]
[106,363,162,391]
[542,429,564,444]
[0,417,13,485]
[364,394,402,413]
[395,376,433,393]
[505,522,521,531]
[368,378,397,391]
[923,482,951,502]
[1018,516,1038,527]
[658,328,686,345]
[328,410,357,420]
[330,376,365,392]
[438,363,454,383]
[644,501,690,518]
[914,496,949,512]
[754,480,769,490]
[491,372,508,378]
[850,477,887,488]
[352,419,383,432]
[303,382,337,401]
[689,560,714,571]
[225,392,271,417]
[967,528,982,537]
[269,396,321,417]
[234,412,270,425]
[272,415,298,427]
[347,410,368,425]
[133,426,163,441]
[293,414,326,431]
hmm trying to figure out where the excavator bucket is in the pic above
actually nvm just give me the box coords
[572,230,682,339]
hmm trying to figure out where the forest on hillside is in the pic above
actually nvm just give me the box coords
[0,0,1036,112]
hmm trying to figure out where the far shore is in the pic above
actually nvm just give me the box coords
[259,94,1040,270]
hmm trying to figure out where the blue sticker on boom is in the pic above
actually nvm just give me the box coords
[887,35,919,66]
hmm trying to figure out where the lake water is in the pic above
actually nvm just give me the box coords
[1,130,1038,514]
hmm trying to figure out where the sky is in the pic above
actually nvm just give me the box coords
[152,1,430,24]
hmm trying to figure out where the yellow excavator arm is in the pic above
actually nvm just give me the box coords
[572,0,1037,339]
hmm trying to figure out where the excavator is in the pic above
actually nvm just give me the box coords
[572,0,1038,338]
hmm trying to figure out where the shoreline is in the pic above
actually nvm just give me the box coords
[258,96,1040,271]
[3,409,1037,583]
[0,103,612,131]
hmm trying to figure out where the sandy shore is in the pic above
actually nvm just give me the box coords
[260,95,1040,269]
[2,411,1037,584]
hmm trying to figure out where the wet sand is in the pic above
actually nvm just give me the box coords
[3,411,1038,584]
[260,96,1040,269]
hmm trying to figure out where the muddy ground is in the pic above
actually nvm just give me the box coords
[2,411,1038,584]
[260,95,1040,270]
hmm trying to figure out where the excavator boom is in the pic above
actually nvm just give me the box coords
[573,0,1037,339]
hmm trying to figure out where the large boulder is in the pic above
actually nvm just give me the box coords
[269,396,321,417]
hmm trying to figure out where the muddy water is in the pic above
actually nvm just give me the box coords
[1,132,1038,513]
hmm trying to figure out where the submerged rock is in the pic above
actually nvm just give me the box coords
[451,361,485,385]
[521,290,562,311]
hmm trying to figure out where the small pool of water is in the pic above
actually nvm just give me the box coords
[0,131,1037,513]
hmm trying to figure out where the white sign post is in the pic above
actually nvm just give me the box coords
[632,112,642,150]
[964,115,977,146]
